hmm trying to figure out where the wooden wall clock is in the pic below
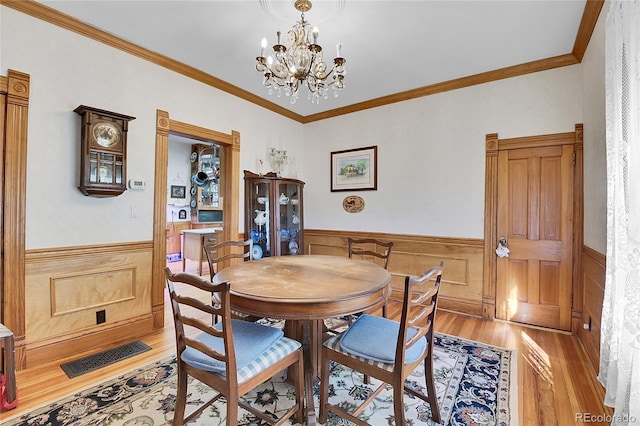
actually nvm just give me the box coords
[74,105,136,197]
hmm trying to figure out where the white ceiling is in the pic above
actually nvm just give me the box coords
[37,0,588,118]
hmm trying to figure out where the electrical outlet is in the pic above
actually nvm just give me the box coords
[583,316,592,330]
[96,310,106,324]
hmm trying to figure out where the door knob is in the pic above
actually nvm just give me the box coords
[496,237,510,258]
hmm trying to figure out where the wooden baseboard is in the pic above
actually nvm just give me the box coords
[26,314,155,368]
[578,245,606,374]
[438,296,484,317]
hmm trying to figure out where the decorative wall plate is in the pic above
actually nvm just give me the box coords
[343,195,365,213]
[252,244,264,259]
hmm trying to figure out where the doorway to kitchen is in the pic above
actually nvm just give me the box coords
[152,110,240,330]
[166,136,223,275]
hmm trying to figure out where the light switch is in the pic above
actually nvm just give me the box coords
[131,205,139,218]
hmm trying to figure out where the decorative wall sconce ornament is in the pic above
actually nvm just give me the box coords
[269,147,288,177]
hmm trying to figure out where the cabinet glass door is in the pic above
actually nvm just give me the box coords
[248,181,271,257]
[277,182,302,255]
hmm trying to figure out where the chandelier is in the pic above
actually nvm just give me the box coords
[255,0,346,104]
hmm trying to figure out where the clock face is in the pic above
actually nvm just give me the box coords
[92,122,121,148]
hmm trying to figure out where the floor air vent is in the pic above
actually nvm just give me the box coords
[60,341,151,378]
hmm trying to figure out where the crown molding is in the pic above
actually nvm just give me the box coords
[0,0,304,122]
[1,0,604,124]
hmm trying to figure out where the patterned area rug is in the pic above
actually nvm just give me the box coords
[4,333,516,425]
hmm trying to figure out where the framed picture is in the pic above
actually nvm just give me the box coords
[171,185,186,199]
[178,209,187,220]
[331,146,377,192]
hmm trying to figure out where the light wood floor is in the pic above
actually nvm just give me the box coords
[1,260,612,425]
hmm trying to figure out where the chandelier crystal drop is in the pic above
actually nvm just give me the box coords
[255,0,346,104]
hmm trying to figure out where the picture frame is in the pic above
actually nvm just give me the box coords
[331,146,377,192]
[171,185,186,199]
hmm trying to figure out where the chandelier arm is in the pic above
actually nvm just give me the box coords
[271,61,292,80]
[311,64,332,80]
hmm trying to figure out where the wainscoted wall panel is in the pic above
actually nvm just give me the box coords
[578,245,606,374]
[50,267,136,316]
[304,229,484,317]
[24,242,154,366]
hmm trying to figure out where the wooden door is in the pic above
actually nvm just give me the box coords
[495,144,574,330]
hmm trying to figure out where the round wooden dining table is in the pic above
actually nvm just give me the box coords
[212,254,392,425]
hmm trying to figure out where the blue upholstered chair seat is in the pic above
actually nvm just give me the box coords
[331,314,427,369]
[319,264,444,426]
[181,319,301,383]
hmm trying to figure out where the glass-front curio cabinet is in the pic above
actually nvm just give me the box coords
[244,170,304,257]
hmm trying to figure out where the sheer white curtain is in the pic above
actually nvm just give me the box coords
[599,1,640,423]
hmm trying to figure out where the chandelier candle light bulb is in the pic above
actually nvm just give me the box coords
[260,37,267,57]
[255,0,346,104]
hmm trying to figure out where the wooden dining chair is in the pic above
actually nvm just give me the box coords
[204,239,253,281]
[348,237,394,318]
[165,268,304,426]
[348,237,394,269]
[324,237,394,337]
[319,261,445,426]
[204,239,258,322]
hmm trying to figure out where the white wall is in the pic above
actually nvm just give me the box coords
[166,141,191,222]
[1,5,605,247]
[581,1,608,253]
[301,66,583,238]
[0,8,303,249]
